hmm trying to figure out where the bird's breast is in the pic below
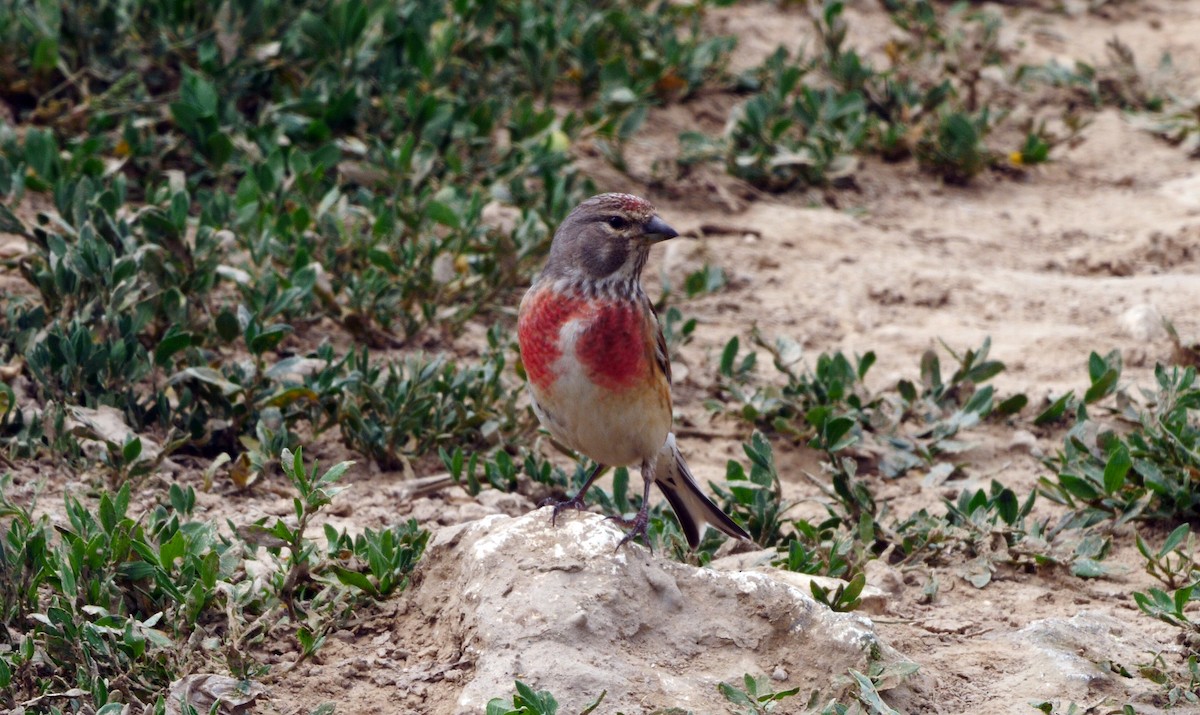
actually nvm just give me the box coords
[518,286,654,395]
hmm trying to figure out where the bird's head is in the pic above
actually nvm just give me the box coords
[539,193,679,295]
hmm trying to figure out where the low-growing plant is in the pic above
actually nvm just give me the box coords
[810,572,867,613]
[915,109,994,185]
[486,680,605,715]
[1040,364,1200,525]
[1133,582,1200,644]
[681,0,1026,188]
[1129,98,1200,157]
[0,476,238,709]
[1136,653,1200,708]
[713,333,1022,480]
[325,520,430,600]
[713,431,791,547]
[1138,525,1200,590]
[719,673,803,714]
[338,342,516,470]
[721,663,914,715]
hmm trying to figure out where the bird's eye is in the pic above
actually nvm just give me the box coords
[607,216,629,230]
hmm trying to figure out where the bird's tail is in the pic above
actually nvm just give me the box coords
[654,433,752,549]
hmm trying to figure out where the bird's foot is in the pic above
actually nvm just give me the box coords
[539,494,589,526]
[606,508,653,552]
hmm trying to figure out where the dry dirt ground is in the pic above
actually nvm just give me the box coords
[5,1,1200,714]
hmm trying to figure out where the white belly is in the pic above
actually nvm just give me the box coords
[529,321,670,468]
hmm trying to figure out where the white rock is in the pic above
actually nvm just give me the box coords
[1119,303,1167,342]
[1008,429,1039,454]
[404,509,909,713]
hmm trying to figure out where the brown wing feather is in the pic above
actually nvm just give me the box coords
[646,299,671,387]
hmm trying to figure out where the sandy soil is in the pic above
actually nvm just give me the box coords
[5,1,1200,713]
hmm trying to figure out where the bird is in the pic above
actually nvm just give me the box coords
[517,192,752,550]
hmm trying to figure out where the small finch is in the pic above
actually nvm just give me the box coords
[517,193,752,549]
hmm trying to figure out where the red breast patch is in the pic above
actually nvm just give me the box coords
[518,287,649,393]
[575,301,647,391]
[518,287,584,392]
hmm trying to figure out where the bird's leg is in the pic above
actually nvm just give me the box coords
[541,462,606,525]
[609,461,655,552]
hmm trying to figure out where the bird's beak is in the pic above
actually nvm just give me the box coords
[642,215,679,243]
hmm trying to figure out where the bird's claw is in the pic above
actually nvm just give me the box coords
[606,511,653,553]
[540,495,588,526]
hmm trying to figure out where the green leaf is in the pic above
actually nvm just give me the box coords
[249,324,293,354]
[154,329,193,367]
[30,37,59,73]
[1034,392,1073,426]
[1102,444,1132,495]
[962,385,994,416]
[995,393,1028,416]
[318,460,354,486]
[857,351,876,380]
[843,572,866,603]
[425,201,461,229]
[719,337,739,377]
[963,360,1005,385]
[1088,351,1106,382]
[995,488,1019,525]
[1084,369,1119,404]
[1160,524,1190,557]
[122,436,142,464]
[512,680,557,714]
[1174,584,1194,614]
[1056,473,1100,501]
[99,492,117,533]
[718,681,755,706]
[215,310,240,342]
[159,530,185,570]
[206,132,235,168]
[333,566,377,596]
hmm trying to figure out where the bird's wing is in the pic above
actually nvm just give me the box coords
[646,298,671,387]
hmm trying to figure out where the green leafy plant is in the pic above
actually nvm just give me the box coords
[810,572,867,613]
[1138,524,1200,590]
[0,475,239,709]
[712,431,790,548]
[486,680,605,715]
[719,673,802,714]
[326,519,430,599]
[1133,582,1200,637]
[1040,364,1200,525]
[1136,653,1200,707]
[338,340,516,470]
[681,0,1031,188]
[714,333,1021,480]
[246,448,352,616]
